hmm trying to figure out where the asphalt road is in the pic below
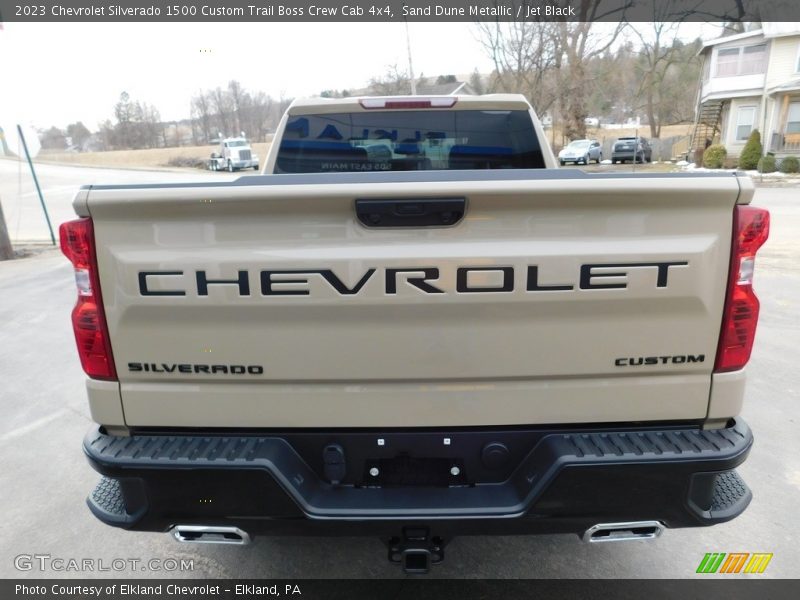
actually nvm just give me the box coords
[0,168,798,579]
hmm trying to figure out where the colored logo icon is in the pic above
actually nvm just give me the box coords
[697,553,773,574]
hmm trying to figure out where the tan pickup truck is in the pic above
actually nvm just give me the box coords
[61,95,769,573]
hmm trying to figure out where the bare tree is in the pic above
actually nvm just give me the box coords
[469,69,485,95]
[554,1,629,140]
[139,103,162,148]
[659,39,703,125]
[108,92,164,149]
[191,91,213,143]
[170,122,182,147]
[475,17,560,114]
[114,92,134,148]
[691,0,750,34]
[40,126,67,150]
[248,92,274,141]
[211,87,232,137]
[476,1,629,139]
[630,11,686,138]
[228,80,245,134]
[368,64,411,95]
[189,119,200,146]
[66,122,91,150]
[97,120,114,151]
[189,83,290,144]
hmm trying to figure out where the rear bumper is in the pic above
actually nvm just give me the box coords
[231,159,258,168]
[83,419,753,538]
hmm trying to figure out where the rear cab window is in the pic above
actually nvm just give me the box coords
[275,110,545,173]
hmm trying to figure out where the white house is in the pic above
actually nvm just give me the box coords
[693,23,800,159]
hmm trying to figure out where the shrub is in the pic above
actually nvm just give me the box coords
[723,157,739,169]
[757,155,776,173]
[166,156,207,169]
[779,155,800,173]
[738,129,762,170]
[703,144,727,169]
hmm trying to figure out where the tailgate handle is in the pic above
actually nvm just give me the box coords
[355,198,465,228]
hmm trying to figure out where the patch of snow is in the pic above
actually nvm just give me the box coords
[600,159,613,165]
[750,170,789,177]
[678,165,796,178]
[683,166,738,173]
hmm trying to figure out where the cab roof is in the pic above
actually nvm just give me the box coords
[287,94,533,115]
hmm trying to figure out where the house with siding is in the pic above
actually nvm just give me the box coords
[692,23,800,161]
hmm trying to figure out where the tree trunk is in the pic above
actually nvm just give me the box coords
[647,87,658,139]
[0,196,14,261]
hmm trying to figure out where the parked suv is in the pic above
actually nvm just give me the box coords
[558,139,602,165]
[612,136,652,164]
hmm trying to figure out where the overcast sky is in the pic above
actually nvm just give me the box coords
[0,21,718,131]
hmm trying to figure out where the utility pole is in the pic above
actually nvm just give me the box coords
[17,125,55,245]
[403,4,417,95]
[0,196,14,260]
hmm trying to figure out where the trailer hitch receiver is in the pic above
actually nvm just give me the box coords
[387,527,445,574]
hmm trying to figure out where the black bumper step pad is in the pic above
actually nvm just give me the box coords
[87,476,146,527]
[709,470,752,520]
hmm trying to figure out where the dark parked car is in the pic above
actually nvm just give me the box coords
[612,136,652,164]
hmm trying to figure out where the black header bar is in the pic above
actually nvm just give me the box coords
[3,579,800,600]
[1,0,798,23]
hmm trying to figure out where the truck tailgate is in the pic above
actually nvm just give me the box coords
[81,171,745,427]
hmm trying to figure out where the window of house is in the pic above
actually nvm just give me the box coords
[741,44,767,74]
[716,48,740,77]
[715,44,767,77]
[735,106,756,141]
[787,103,800,134]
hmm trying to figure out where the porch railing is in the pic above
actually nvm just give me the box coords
[769,133,800,154]
[671,135,692,161]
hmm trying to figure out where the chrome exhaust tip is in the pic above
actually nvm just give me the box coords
[171,525,251,545]
[582,521,664,543]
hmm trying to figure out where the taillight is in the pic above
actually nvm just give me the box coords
[59,218,117,380]
[714,205,770,372]
[359,97,458,109]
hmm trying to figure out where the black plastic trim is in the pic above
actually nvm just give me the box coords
[355,198,465,228]
[84,419,752,522]
[81,168,740,191]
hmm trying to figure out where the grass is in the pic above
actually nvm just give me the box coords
[593,124,692,139]
[548,123,693,143]
[37,143,272,170]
